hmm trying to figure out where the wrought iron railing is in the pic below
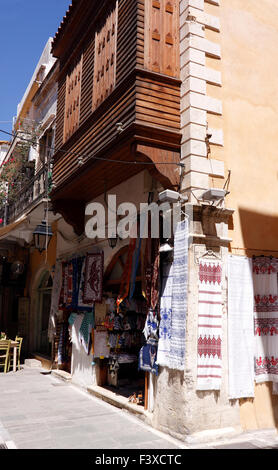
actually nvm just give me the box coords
[5,165,51,224]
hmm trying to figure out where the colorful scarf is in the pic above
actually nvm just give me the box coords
[197,259,222,390]
[253,256,278,383]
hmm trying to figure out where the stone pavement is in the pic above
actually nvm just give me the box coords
[0,367,278,450]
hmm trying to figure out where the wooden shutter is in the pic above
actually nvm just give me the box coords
[92,2,118,110]
[145,0,179,77]
[63,56,83,143]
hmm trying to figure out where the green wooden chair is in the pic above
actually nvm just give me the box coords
[8,336,23,371]
[15,336,23,370]
[0,340,11,374]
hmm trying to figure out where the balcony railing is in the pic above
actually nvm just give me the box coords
[5,166,50,225]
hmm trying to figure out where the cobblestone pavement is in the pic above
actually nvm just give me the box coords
[0,367,278,450]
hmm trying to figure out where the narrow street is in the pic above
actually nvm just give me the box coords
[1,367,278,452]
[0,367,183,450]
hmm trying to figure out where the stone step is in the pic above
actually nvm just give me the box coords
[24,359,42,368]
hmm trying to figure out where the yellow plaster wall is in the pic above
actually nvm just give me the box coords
[206,0,278,431]
[25,221,58,296]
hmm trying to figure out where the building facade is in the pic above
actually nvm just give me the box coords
[0,0,278,444]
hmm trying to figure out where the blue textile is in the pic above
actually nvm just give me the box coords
[139,338,158,376]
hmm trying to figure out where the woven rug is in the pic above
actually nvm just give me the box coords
[253,256,278,383]
[197,258,223,390]
[228,255,255,399]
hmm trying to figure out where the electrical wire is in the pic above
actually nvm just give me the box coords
[0,128,184,168]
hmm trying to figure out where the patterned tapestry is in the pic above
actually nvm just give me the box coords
[160,219,188,370]
[197,259,223,390]
[253,256,278,383]
[83,252,104,304]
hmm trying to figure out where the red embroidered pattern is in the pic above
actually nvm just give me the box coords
[199,263,222,285]
[255,318,278,336]
[255,356,278,375]
[254,295,278,312]
[197,335,222,358]
[253,257,278,275]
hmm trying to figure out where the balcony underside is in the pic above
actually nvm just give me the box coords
[51,125,181,235]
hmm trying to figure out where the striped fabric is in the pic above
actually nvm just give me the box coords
[197,259,223,390]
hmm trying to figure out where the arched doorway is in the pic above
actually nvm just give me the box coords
[37,271,53,356]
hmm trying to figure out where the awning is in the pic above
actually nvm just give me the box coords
[0,216,28,241]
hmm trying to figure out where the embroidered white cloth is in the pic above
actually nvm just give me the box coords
[253,257,278,383]
[197,259,223,390]
[48,261,62,341]
[157,261,173,367]
[228,256,255,399]
[167,219,188,370]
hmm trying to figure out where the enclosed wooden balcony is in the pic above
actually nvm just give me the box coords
[50,0,182,234]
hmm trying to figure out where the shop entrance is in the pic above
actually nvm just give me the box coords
[99,246,148,407]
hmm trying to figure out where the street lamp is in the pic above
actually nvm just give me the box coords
[33,220,53,253]
[108,233,118,249]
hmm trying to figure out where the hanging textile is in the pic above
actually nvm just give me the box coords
[58,262,66,308]
[57,323,69,365]
[166,219,188,371]
[79,309,95,354]
[144,236,160,310]
[94,331,110,358]
[66,261,74,305]
[83,252,104,304]
[228,256,255,399]
[157,261,173,367]
[71,313,84,350]
[143,308,159,341]
[117,236,137,311]
[48,261,62,341]
[71,257,83,309]
[197,258,222,390]
[150,238,160,311]
[253,256,278,383]
[139,338,159,376]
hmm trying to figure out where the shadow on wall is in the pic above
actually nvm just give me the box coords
[237,208,278,430]
[238,208,278,254]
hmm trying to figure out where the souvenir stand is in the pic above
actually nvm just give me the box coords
[50,229,161,407]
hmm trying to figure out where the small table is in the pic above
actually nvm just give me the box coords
[10,341,19,372]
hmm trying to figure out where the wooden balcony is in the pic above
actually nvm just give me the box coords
[50,0,182,235]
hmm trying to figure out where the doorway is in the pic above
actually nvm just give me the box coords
[99,246,148,406]
[37,271,53,356]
